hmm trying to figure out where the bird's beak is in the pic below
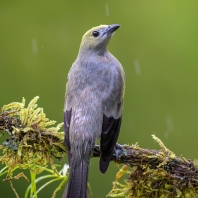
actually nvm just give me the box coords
[106,24,120,35]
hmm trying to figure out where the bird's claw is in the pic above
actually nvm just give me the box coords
[114,143,127,159]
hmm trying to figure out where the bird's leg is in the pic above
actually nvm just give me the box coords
[113,143,127,160]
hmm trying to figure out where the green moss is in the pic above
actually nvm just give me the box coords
[108,137,198,198]
[0,96,65,175]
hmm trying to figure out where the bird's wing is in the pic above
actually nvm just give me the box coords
[100,113,122,174]
[64,108,72,164]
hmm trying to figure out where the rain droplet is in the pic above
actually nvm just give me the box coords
[134,59,141,76]
[105,4,109,16]
[32,38,38,54]
[166,115,174,132]
[164,131,169,139]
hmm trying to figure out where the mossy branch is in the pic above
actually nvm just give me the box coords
[0,96,65,175]
[0,97,198,198]
[94,142,198,197]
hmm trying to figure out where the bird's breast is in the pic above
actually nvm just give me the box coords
[65,55,125,114]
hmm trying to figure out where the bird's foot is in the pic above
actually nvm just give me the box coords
[114,143,127,160]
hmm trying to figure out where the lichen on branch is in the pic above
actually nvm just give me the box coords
[0,96,65,175]
[93,138,198,197]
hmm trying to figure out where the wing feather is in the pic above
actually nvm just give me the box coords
[64,108,72,164]
[100,114,122,174]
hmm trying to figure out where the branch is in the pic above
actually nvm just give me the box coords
[94,142,198,197]
[0,97,198,197]
[0,97,65,175]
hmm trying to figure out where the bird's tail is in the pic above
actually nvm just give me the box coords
[62,159,89,198]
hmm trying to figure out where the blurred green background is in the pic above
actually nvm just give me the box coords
[1,1,198,197]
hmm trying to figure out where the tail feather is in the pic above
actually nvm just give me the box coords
[62,159,89,198]
[100,154,111,174]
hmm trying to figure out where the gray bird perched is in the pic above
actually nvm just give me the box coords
[63,24,125,198]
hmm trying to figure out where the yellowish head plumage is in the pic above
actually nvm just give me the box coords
[79,24,120,55]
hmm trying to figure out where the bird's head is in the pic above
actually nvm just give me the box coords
[79,24,120,56]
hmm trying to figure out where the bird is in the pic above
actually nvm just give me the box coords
[63,24,125,198]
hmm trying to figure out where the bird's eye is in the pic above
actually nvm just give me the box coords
[92,31,99,37]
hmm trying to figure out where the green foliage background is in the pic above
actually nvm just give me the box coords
[1,1,198,197]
